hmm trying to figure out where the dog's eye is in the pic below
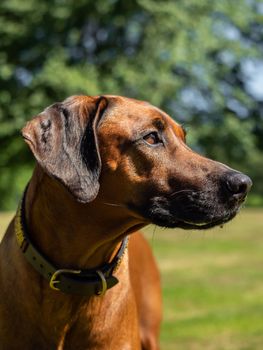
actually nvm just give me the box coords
[143,132,163,145]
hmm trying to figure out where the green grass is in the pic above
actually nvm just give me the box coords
[144,209,263,350]
[1,210,263,349]
[0,212,13,235]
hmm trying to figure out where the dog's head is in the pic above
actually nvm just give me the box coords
[22,95,252,229]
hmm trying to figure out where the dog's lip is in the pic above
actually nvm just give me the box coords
[175,214,236,230]
[175,220,219,230]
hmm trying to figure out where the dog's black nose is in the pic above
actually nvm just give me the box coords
[225,172,252,198]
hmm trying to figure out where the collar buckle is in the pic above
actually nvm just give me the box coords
[50,268,108,296]
[50,269,81,291]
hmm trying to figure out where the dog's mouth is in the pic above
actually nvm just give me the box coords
[128,194,242,229]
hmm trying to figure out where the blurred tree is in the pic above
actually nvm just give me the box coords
[0,0,262,209]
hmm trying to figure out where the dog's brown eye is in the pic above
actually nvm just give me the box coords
[143,132,162,145]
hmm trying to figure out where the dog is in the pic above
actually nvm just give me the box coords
[0,95,252,349]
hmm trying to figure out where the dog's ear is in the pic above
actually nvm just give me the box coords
[22,96,108,203]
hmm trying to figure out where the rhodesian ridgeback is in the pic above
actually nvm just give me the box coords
[0,95,252,349]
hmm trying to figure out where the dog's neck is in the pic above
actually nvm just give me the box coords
[24,166,145,270]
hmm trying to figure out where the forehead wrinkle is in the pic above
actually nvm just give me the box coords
[99,101,173,142]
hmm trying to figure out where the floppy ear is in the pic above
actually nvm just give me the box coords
[22,96,108,203]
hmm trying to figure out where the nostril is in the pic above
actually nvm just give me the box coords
[225,173,252,196]
[238,182,249,194]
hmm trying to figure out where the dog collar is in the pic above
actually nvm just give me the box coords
[14,186,129,296]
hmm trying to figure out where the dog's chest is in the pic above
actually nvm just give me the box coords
[58,290,140,349]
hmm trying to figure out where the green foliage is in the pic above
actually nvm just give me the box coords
[0,0,263,209]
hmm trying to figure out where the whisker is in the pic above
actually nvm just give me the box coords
[169,189,197,197]
[151,225,157,247]
[101,202,126,208]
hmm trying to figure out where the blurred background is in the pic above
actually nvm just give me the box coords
[1,0,263,209]
[0,0,263,349]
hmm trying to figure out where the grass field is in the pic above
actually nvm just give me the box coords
[1,209,263,349]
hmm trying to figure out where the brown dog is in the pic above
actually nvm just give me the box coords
[0,95,251,349]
